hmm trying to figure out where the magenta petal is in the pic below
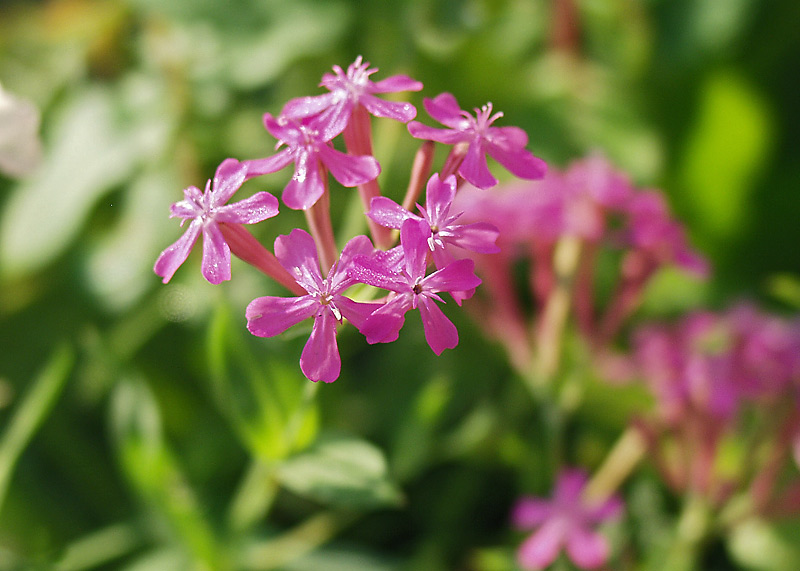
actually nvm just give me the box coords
[283,151,324,210]
[460,141,497,189]
[587,496,624,523]
[215,191,279,224]
[423,92,468,128]
[422,259,482,293]
[246,295,318,337]
[243,148,294,178]
[360,94,417,122]
[371,75,423,93]
[517,521,565,571]
[335,295,382,331]
[348,254,405,293]
[300,310,341,383]
[317,145,380,187]
[274,229,323,294]
[400,219,430,280]
[488,125,529,148]
[200,223,231,284]
[512,498,554,528]
[486,142,547,181]
[424,174,456,219]
[153,220,202,283]
[407,122,465,144]
[417,296,458,355]
[281,92,338,120]
[555,470,590,502]
[212,158,248,205]
[170,187,203,218]
[329,234,375,292]
[448,222,501,253]
[361,300,409,344]
[368,196,416,230]
[565,527,610,570]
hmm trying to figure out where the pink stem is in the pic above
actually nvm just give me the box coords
[342,104,392,249]
[219,223,305,295]
[305,169,338,275]
[401,140,435,212]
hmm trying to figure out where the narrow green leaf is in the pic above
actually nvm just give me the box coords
[0,343,73,513]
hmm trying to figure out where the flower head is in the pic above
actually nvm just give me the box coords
[512,469,623,570]
[246,229,381,383]
[408,92,547,189]
[154,158,279,284]
[243,114,380,211]
[348,219,482,354]
[282,56,423,140]
[367,173,500,268]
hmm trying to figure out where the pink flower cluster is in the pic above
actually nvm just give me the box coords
[450,154,708,369]
[632,304,800,510]
[153,57,547,383]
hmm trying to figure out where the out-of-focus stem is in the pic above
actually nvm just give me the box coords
[534,235,582,381]
[219,223,305,295]
[440,142,468,183]
[401,140,435,212]
[343,104,392,249]
[305,172,338,274]
[583,424,647,503]
[550,0,581,55]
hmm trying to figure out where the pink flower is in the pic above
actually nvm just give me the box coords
[408,92,546,189]
[367,173,500,268]
[282,56,423,140]
[625,191,708,277]
[348,219,482,354]
[512,469,623,570]
[243,114,380,210]
[154,158,279,285]
[245,229,381,383]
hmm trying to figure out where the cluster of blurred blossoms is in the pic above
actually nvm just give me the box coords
[153,58,800,570]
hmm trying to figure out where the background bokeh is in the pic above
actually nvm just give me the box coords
[1,0,799,569]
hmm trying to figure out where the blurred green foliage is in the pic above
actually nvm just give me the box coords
[0,0,798,569]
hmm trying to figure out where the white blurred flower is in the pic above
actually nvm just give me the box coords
[0,82,42,177]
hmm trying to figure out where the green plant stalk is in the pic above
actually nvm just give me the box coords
[0,343,73,514]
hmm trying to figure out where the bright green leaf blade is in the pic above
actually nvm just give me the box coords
[678,70,772,243]
[0,343,73,513]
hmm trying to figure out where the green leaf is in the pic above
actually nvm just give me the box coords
[0,85,162,278]
[109,378,223,569]
[678,70,772,244]
[0,343,73,514]
[728,517,800,571]
[277,435,403,510]
[206,303,318,461]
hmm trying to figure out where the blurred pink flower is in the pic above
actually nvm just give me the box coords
[512,469,623,570]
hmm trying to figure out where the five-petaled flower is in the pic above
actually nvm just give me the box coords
[511,470,623,569]
[349,219,482,354]
[512,469,623,570]
[154,158,279,285]
[282,55,423,141]
[246,229,381,383]
[368,173,500,269]
[244,113,380,211]
[408,92,547,189]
